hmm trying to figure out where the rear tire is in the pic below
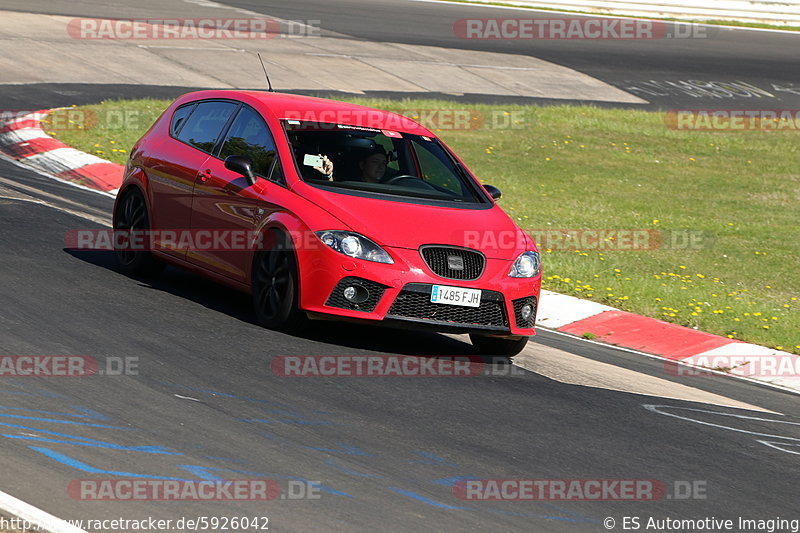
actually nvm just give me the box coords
[252,230,307,333]
[113,188,164,277]
[469,334,529,357]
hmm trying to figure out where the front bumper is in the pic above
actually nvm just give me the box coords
[297,245,540,336]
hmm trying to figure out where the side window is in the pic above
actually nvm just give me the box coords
[170,103,195,136]
[176,101,238,154]
[410,139,463,193]
[219,106,281,181]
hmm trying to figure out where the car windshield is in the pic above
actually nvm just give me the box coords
[284,121,488,204]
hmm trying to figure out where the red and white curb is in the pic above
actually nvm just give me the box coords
[0,110,124,195]
[536,290,800,393]
[2,108,797,394]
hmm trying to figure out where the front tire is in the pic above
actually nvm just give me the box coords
[113,188,164,277]
[469,334,529,357]
[252,231,306,332]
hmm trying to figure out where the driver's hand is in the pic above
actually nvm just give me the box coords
[313,155,334,180]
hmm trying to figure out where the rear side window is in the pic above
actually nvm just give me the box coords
[176,101,238,154]
[170,103,195,136]
[219,106,281,181]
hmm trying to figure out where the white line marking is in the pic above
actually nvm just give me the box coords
[0,489,88,533]
[757,440,800,455]
[643,404,800,442]
[174,394,202,402]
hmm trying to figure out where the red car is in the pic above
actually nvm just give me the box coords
[113,90,541,356]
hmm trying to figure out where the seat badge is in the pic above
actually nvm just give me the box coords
[447,255,464,270]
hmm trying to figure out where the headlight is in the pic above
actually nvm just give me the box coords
[509,251,541,278]
[315,231,394,264]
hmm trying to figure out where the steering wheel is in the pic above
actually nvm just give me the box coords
[383,174,420,185]
[382,175,438,193]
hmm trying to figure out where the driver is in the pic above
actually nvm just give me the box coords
[358,147,388,183]
[311,146,389,183]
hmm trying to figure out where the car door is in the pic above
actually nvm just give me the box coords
[146,100,238,258]
[187,104,284,283]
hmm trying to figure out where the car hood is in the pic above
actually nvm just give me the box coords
[299,186,529,260]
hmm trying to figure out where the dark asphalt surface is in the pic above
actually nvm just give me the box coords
[1,172,799,532]
[1,2,799,532]
[1,88,800,530]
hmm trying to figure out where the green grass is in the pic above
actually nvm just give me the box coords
[46,98,800,353]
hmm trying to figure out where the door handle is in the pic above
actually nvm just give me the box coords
[197,169,212,183]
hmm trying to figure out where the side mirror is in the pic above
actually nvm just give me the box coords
[224,155,256,186]
[483,184,502,200]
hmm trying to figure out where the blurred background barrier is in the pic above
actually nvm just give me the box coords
[464,0,800,25]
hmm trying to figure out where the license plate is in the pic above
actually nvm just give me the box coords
[430,285,481,308]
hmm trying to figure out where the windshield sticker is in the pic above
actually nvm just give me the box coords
[336,124,381,133]
[382,130,402,138]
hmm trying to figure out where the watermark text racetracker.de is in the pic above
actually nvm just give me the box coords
[463,229,713,251]
[0,356,138,377]
[64,228,714,253]
[665,353,800,378]
[53,516,272,532]
[272,355,526,377]
[67,18,320,40]
[285,108,535,130]
[665,109,800,131]
[453,479,707,501]
[454,18,708,40]
[68,479,321,501]
[17,106,536,134]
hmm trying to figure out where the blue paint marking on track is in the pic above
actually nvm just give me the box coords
[3,385,601,526]
[431,476,478,486]
[409,450,459,466]
[0,406,107,420]
[388,487,470,510]
[29,447,193,480]
[0,423,178,454]
[0,387,65,399]
[0,413,125,429]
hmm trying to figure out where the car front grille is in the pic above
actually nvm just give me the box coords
[325,277,387,312]
[387,283,507,328]
[512,296,537,328]
[420,246,485,281]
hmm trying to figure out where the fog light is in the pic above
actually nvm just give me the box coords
[343,285,369,304]
[521,304,533,321]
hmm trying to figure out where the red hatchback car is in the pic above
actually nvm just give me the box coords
[113,90,541,356]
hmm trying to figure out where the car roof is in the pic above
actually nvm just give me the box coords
[176,89,434,136]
